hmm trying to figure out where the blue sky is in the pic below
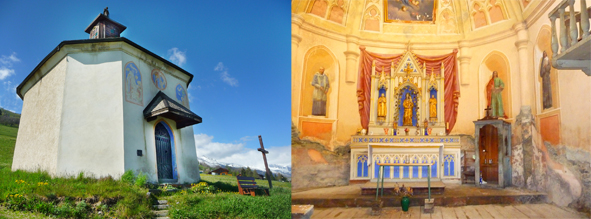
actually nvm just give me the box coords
[0,1,291,169]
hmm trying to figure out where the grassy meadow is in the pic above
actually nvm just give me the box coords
[0,124,291,218]
[166,174,291,219]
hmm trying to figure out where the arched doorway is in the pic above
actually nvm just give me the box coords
[155,122,177,181]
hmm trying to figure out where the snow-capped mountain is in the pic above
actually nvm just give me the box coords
[198,156,291,177]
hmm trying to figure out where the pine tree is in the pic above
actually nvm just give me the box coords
[251,169,258,179]
[245,167,252,177]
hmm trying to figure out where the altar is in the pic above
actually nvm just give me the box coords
[350,48,462,184]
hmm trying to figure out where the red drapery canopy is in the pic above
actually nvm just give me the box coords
[356,46,460,134]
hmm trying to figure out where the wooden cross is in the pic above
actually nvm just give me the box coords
[257,135,273,189]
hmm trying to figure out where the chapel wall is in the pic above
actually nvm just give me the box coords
[121,51,200,183]
[513,0,591,212]
[12,58,68,175]
[525,0,591,151]
[56,51,125,178]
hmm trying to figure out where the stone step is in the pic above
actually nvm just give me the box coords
[153,205,170,210]
[153,210,169,217]
[155,217,170,219]
[157,200,168,205]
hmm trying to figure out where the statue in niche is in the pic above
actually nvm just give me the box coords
[403,93,414,126]
[378,93,387,118]
[486,71,506,118]
[540,51,552,109]
[429,94,437,118]
[311,67,330,116]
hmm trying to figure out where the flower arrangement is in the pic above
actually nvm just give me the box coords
[393,183,413,197]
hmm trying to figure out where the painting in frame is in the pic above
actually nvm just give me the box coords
[384,0,437,23]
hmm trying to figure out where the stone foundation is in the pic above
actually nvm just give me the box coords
[292,124,350,190]
[513,106,589,213]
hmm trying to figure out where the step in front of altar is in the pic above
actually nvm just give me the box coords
[360,181,445,195]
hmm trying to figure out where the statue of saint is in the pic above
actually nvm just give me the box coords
[377,93,387,118]
[540,51,552,109]
[429,94,437,118]
[403,93,414,126]
[311,67,330,116]
[486,71,506,118]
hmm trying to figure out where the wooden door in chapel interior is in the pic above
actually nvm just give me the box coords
[479,125,499,184]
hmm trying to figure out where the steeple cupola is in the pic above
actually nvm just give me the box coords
[84,7,127,39]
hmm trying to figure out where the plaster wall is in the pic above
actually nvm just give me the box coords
[524,0,591,150]
[57,52,124,178]
[12,58,68,175]
[121,52,200,183]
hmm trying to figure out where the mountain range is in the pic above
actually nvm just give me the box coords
[198,156,291,177]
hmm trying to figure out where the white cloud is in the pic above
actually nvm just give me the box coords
[0,52,20,66]
[213,62,238,87]
[240,136,257,142]
[0,53,19,81]
[167,48,186,67]
[0,67,15,80]
[194,134,291,170]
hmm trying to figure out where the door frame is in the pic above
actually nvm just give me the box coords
[154,120,178,183]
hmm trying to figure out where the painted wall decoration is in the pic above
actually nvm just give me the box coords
[384,0,436,23]
[125,61,143,106]
[151,69,167,90]
[175,84,188,107]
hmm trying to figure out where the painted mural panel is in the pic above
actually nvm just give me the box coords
[384,0,436,23]
[175,84,188,107]
[151,69,167,90]
[125,61,143,106]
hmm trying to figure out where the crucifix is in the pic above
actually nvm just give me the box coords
[257,135,273,189]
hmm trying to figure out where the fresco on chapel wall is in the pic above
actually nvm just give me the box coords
[363,6,381,31]
[125,61,143,106]
[151,69,167,90]
[384,0,436,23]
[328,0,346,24]
[308,0,328,18]
[175,84,188,107]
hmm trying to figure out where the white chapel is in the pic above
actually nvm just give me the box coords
[12,8,203,183]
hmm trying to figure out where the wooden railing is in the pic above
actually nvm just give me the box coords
[548,0,591,75]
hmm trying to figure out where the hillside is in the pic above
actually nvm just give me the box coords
[0,108,20,127]
[0,124,18,169]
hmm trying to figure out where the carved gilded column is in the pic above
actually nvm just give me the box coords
[344,35,360,83]
[369,61,378,127]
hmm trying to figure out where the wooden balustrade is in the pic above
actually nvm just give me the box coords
[548,0,591,75]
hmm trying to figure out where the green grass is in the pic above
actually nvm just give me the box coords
[0,169,153,218]
[0,125,17,169]
[199,174,291,190]
[0,125,153,218]
[166,174,291,219]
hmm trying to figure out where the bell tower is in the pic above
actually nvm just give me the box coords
[84,7,127,39]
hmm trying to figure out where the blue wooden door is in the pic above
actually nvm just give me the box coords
[155,123,173,179]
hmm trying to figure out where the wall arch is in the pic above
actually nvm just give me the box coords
[299,45,340,118]
[479,50,512,119]
[534,25,559,112]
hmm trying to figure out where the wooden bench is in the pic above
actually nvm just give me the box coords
[237,176,269,196]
